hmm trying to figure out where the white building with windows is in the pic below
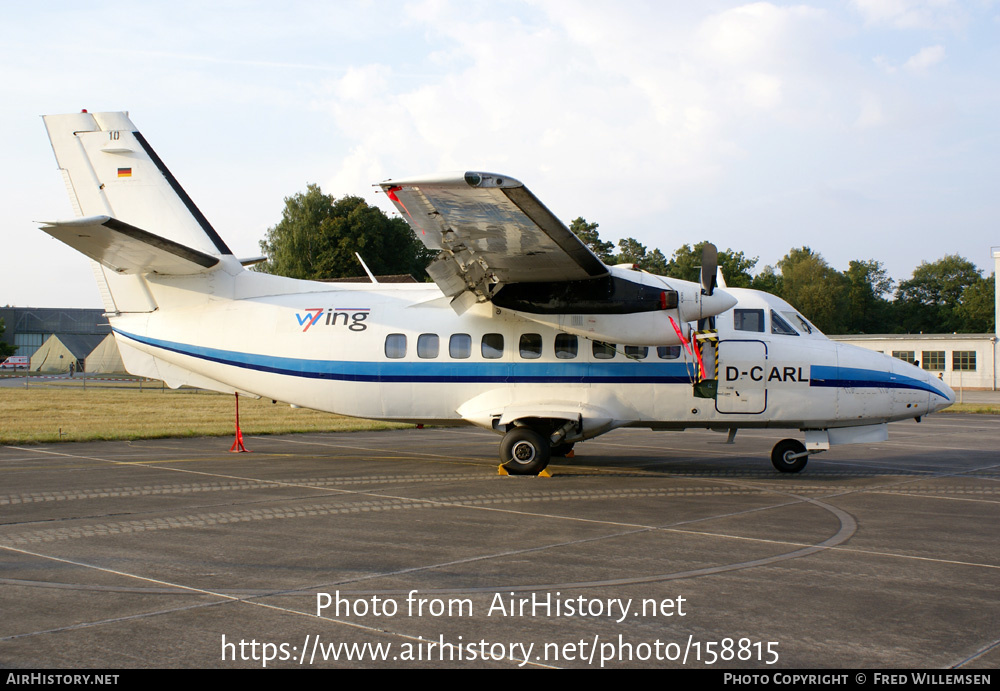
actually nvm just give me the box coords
[829,333,996,391]
[830,248,1000,391]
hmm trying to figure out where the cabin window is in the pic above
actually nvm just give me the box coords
[734,309,764,332]
[555,333,578,359]
[921,351,945,371]
[449,334,471,359]
[417,333,439,359]
[385,334,407,359]
[482,333,504,359]
[624,345,648,359]
[892,351,916,365]
[953,351,977,371]
[770,310,799,336]
[657,346,681,360]
[593,341,616,360]
[519,333,542,359]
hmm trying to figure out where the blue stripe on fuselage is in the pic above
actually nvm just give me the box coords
[114,329,694,384]
[114,329,952,398]
[810,365,949,399]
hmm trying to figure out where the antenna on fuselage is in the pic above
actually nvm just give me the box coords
[355,253,379,284]
[716,266,728,289]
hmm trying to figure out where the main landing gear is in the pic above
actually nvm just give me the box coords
[499,428,551,475]
[499,419,579,475]
[771,438,809,473]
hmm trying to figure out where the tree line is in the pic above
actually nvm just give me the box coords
[571,216,995,335]
[256,185,995,336]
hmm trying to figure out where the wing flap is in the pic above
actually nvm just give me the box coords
[40,215,220,275]
[380,172,607,303]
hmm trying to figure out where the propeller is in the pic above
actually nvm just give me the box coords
[700,242,718,296]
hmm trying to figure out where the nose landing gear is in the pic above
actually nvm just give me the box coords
[771,438,809,473]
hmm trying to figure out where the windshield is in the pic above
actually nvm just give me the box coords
[770,310,799,336]
[782,310,821,335]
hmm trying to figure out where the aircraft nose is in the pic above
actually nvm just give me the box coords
[930,376,956,412]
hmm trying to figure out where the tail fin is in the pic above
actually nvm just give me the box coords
[43,111,232,256]
[42,111,235,312]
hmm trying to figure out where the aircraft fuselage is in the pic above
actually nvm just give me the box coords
[110,270,954,441]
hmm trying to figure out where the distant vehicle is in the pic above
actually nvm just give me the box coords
[0,355,28,370]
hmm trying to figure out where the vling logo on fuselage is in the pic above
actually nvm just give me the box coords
[296,308,370,332]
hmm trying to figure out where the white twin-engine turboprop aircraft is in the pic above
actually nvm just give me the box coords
[41,111,955,475]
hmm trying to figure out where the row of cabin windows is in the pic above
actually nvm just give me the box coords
[891,350,978,371]
[384,333,682,361]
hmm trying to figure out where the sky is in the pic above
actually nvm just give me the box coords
[2,0,999,308]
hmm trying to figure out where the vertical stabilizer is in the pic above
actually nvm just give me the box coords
[43,111,235,313]
[43,111,232,258]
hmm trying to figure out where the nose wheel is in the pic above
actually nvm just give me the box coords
[771,438,809,473]
[500,428,551,475]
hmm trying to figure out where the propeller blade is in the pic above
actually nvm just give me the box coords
[701,243,718,296]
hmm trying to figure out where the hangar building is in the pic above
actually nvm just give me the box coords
[0,307,110,359]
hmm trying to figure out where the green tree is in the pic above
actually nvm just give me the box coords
[750,265,783,295]
[844,259,894,333]
[776,247,849,333]
[639,247,670,275]
[568,217,615,263]
[895,255,983,333]
[615,237,648,266]
[954,273,995,333]
[667,242,758,288]
[610,238,670,274]
[567,218,671,273]
[0,318,15,359]
[256,184,434,280]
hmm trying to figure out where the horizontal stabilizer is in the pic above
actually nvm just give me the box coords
[40,215,220,275]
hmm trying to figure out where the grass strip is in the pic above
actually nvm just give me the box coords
[940,402,1000,415]
[0,388,410,444]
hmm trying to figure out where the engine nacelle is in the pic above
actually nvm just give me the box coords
[492,266,735,346]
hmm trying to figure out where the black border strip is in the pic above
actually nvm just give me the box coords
[502,186,608,278]
[101,218,219,269]
[132,131,233,256]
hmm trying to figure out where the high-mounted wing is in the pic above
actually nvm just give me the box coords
[379,172,607,312]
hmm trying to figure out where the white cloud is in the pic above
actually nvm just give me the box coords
[904,44,946,71]
[333,64,392,102]
[850,0,964,30]
[312,1,864,236]
[6,1,999,307]
[873,55,898,74]
[855,93,888,128]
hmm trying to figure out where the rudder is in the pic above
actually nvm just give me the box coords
[43,111,235,313]
[43,111,232,259]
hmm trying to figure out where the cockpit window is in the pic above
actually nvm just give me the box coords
[782,311,814,335]
[770,310,799,336]
[734,309,764,332]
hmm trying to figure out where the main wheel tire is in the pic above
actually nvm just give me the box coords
[771,438,808,473]
[550,442,575,458]
[500,428,551,475]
